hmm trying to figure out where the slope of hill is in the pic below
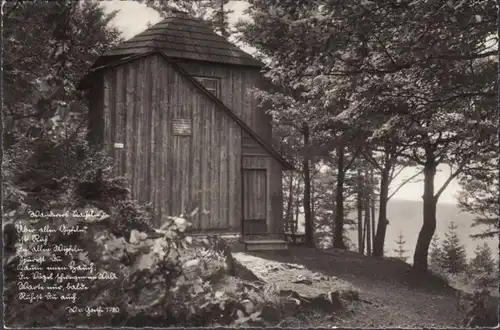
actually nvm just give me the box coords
[297,199,498,262]
[234,246,498,327]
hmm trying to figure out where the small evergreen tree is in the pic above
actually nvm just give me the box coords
[393,231,408,262]
[467,243,496,287]
[468,243,495,275]
[441,222,467,274]
[429,234,444,272]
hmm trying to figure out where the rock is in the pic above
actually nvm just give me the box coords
[310,291,343,311]
[281,297,301,318]
[340,289,359,301]
[205,238,261,283]
[279,289,343,312]
[283,263,305,270]
[291,275,313,285]
[291,278,313,285]
[232,258,262,282]
[240,299,255,314]
[260,302,282,323]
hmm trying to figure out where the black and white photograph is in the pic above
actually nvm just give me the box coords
[2,0,499,328]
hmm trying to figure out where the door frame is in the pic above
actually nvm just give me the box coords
[241,168,267,237]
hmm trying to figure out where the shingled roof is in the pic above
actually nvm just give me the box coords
[101,10,263,67]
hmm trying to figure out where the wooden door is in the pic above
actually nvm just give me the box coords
[242,169,267,235]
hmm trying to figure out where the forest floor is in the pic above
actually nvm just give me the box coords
[232,246,468,328]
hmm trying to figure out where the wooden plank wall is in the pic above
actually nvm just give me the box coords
[178,61,283,233]
[177,61,285,235]
[242,131,268,156]
[176,61,273,144]
[97,54,241,232]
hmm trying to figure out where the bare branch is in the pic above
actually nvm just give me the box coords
[437,50,498,60]
[434,163,466,201]
[388,170,423,201]
[360,148,382,171]
[389,165,406,184]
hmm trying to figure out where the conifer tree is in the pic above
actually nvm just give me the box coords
[467,243,496,282]
[441,222,467,274]
[428,234,444,272]
[393,231,408,262]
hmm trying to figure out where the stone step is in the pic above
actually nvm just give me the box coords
[244,239,288,251]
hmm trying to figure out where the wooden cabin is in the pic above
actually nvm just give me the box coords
[79,10,293,241]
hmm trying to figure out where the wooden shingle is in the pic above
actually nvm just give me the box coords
[102,11,263,68]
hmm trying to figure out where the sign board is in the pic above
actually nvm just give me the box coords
[114,142,124,149]
[172,119,192,136]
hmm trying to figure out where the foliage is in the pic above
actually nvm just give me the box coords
[5,204,273,327]
[460,288,498,328]
[440,222,468,274]
[3,0,121,147]
[3,121,274,327]
[311,166,357,248]
[238,0,497,271]
[428,234,445,273]
[466,243,497,287]
[393,231,408,262]
[141,0,233,37]
[458,159,499,239]
[458,244,499,328]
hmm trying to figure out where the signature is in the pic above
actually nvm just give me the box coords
[66,306,120,316]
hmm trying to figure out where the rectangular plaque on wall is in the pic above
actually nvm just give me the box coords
[172,119,192,136]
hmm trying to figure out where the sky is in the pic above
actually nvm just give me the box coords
[100,1,461,204]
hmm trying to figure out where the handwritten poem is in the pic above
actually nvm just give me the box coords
[14,212,121,317]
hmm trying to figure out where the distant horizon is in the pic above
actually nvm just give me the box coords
[295,199,498,262]
[388,198,458,205]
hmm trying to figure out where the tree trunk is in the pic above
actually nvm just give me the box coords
[219,0,226,37]
[362,210,367,254]
[413,158,438,272]
[333,144,346,249]
[285,174,294,231]
[365,172,372,256]
[302,123,314,246]
[370,168,376,245]
[311,175,315,225]
[294,195,299,233]
[331,182,337,248]
[357,168,364,254]
[373,165,390,257]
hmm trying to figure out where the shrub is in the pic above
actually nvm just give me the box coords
[466,243,496,287]
[5,204,277,327]
[3,128,275,327]
[460,287,498,328]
